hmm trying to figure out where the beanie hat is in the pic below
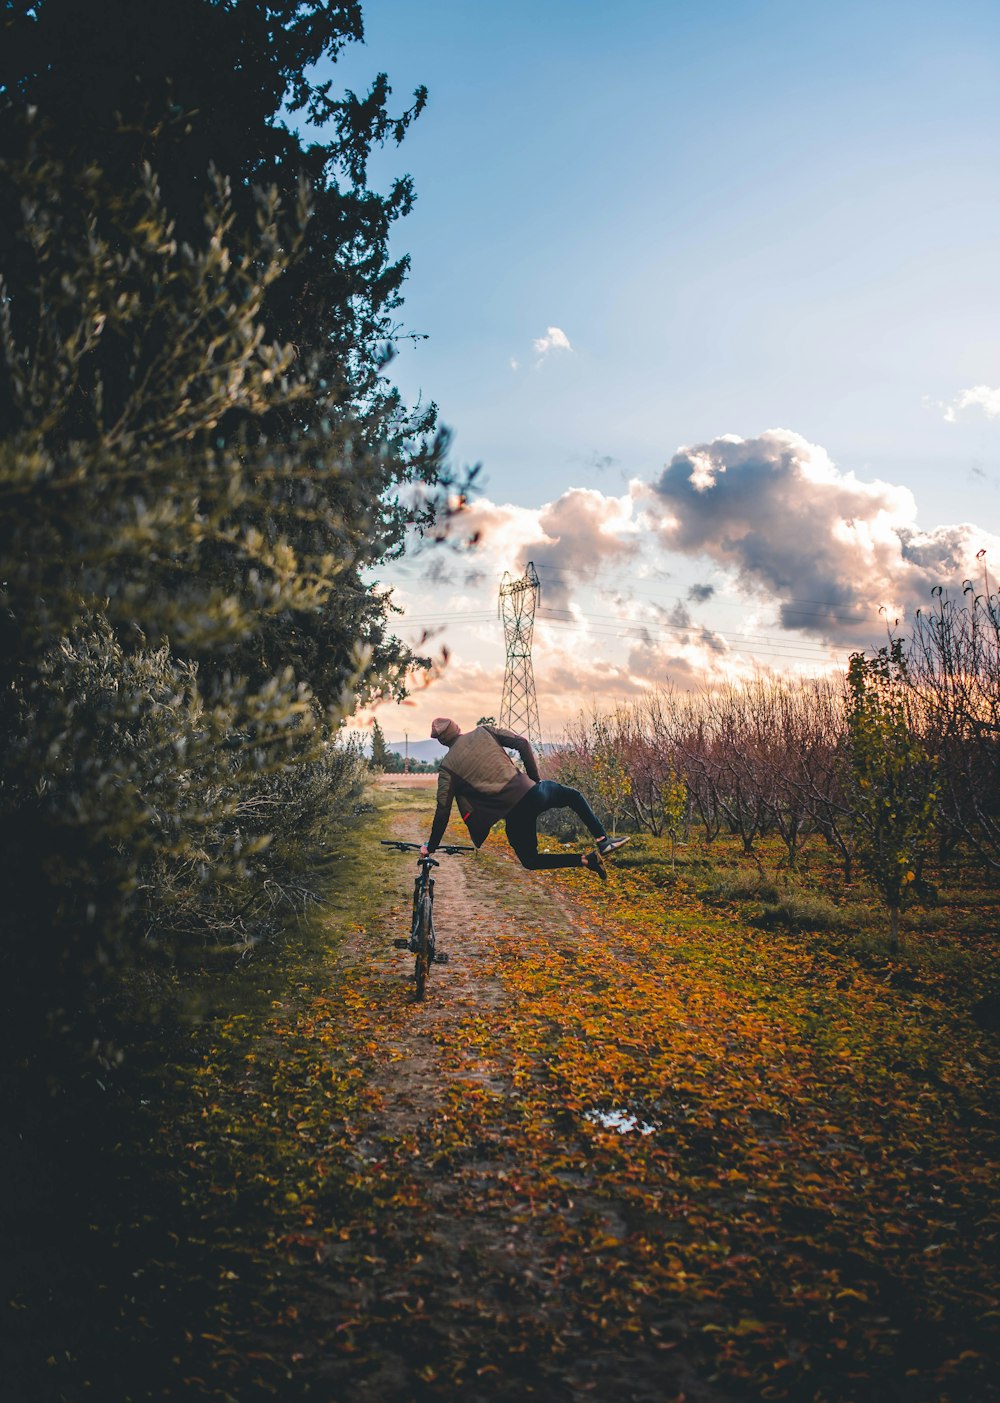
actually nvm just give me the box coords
[430,717,461,745]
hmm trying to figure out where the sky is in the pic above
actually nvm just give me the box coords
[308,0,1000,746]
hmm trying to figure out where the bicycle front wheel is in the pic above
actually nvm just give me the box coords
[413,890,434,999]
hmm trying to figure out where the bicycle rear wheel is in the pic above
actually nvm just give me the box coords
[413,890,434,999]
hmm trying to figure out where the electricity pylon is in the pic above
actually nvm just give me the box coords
[498,561,542,750]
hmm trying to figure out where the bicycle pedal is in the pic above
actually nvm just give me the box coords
[433,951,449,964]
[392,938,410,950]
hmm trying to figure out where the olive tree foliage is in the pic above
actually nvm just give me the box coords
[0,0,449,710]
[0,153,398,1073]
[0,2,470,1078]
[845,645,939,949]
[1,155,331,652]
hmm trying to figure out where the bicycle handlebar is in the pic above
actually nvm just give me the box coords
[380,840,475,855]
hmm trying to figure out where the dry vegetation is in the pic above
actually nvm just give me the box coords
[11,782,996,1402]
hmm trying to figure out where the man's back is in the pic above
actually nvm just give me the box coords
[429,724,538,849]
[441,725,526,796]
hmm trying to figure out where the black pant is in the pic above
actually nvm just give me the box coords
[504,780,606,870]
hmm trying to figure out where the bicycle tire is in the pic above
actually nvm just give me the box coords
[413,890,434,999]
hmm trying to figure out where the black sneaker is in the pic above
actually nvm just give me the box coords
[583,850,607,882]
[597,836,630,857]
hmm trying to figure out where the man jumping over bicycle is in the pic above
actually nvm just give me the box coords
[420,717,628,880]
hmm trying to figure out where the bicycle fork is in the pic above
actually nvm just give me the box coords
[392,874,448,963]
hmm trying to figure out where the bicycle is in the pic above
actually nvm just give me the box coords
[381,840,475,998]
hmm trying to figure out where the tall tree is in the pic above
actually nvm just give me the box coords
[369,719,391,770]
[0,2,461,1075]
[0,0,451,709]
[846,645,938,951]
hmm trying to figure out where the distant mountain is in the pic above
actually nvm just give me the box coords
[353,733,560,762]
[384,738,442,763]
[384,736,560,761]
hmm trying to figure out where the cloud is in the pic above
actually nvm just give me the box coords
[532,325,573,358]
[460,487,643,610]
[944,384,1000,422]
[646,428,999,644]
[375,426,1000,741]
[624,635,731,691]
[527,489,641,602]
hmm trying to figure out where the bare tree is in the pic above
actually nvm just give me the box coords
[902,579,1000,869]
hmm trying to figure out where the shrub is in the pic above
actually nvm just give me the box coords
[0,144,447,1080]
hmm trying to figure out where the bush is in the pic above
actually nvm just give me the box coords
[1,617,369,1078]
[756,892,849,933]
[0,143,446,1081]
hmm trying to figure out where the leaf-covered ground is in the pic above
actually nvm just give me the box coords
[8,780,1000,1401]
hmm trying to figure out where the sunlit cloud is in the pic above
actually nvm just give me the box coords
[645,428,1000,644]
[532,325,573,358]
[943,384,1000,422]
[370,427,1000,741]
[457,486,643,609]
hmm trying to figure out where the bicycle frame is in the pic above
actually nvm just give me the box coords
[381,840,473,999]
[411,856,436,997]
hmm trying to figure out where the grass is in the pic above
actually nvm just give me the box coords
[7,782,412,1403]
[11,786,1000,1402]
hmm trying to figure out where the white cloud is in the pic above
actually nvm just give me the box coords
[459,486,642,607]
[944,384,1000,422]
[370,428,1000,740]
[532,325,573,357]
[646,428,1000,644]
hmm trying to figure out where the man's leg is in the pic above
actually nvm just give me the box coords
[531,779,607,842]
[534,779,630,856]
[505,781,608,872]
[505,784,592,871]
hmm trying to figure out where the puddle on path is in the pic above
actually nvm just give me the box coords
[585,1107,658,1135]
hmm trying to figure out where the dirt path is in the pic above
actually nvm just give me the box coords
[352,806,585,1147]
[291,800,724,1403]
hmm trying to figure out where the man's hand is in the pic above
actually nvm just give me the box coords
[419,844,430,857]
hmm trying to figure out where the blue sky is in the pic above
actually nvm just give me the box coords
[313,0,1000,740]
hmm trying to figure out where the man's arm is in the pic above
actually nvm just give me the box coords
[484,725,541,782]
[423,768,456,853]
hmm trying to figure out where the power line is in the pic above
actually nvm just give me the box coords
[498,562,543,748]
[392,569,880,673]
[395,612,848,670]
[530,564,900,626]
[399,603,845,651]
[538,618,849,668]
[538,605,837,656]
[396,604,851,662]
